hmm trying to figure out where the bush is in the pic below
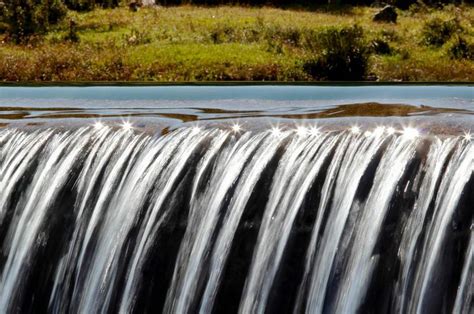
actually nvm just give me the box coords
[265,25,302,47]
[2,0,67,43]
[303,25,369,81]
[370,38,392,55]
[380,29,399,42]
[398,49,410,60]
[0,22,9,34]
[63,19,80,42]
[209,24,236,44]
[447,36,474,60]
[422,17,463,47]
[153,0,461,6]
[63,0,120,11]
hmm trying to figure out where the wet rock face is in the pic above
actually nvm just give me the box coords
[373,5,398,23]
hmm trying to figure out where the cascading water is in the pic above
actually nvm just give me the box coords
[0,124,472,314]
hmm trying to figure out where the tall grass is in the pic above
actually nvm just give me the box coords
[0,4,473,81]
[303,25,369,80]
[422,17,463,47]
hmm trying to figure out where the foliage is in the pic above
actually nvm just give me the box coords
[0,5,473,81]
[0,22,9,34]
[63,19,80,42]
[391,0,418,10]
[447,36,474,60]
[63,0,120,12]
[1,0,67,43]
[303,26,369,80]
[265,25,302,47]
[153,0,466,7]
[370,38,392,55]
[209,24,236,44]
[407,0,431,14]
[421,17,462,47]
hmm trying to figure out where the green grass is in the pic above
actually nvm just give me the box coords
[0,4,473,81]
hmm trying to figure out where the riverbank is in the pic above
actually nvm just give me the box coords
[1,4,473,82]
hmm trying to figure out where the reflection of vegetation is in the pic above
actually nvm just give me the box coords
[279,102,472,119]
[0,4,473,81]
[2,103,470,123]
[0,112,30,119]
[0,106,199,122]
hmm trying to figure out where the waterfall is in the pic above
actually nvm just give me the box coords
[0,125,472,314]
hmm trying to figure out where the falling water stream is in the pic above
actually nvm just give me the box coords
[0,85,472,313]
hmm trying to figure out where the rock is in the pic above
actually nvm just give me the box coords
[141,0,155,5]
[370,1,386,8]
[128,35,137,45]
[373,5,397,23]
[129,1,142,12]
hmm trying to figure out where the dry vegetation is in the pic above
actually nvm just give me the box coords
[0,4,473,81]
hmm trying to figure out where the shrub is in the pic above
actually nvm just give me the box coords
[153,0,460,6]
[390,0,418,10]
[210,24,235,44]
[303,25,369,81]
[398,49,410,60]
[63,19,80,42]
[63,0,120,11]
[2,0,67,43]
[370,38,392,55]
[422,17,462,47]
[447,36,474,60]
[407,1,430,14]
[265,25,302,47]
[0,22,9,34]
[380,29,399,42]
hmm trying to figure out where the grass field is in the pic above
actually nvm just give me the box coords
[1,4,473,81]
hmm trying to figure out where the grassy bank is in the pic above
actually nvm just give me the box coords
[1,4,473,82]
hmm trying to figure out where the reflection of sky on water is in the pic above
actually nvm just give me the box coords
[0,85,472,102]
[0,85,472,131]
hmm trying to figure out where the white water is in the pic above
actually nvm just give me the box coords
[0,126,472,313]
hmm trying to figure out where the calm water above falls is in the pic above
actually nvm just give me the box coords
[0,86,472,313]
[0,85,473,128]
